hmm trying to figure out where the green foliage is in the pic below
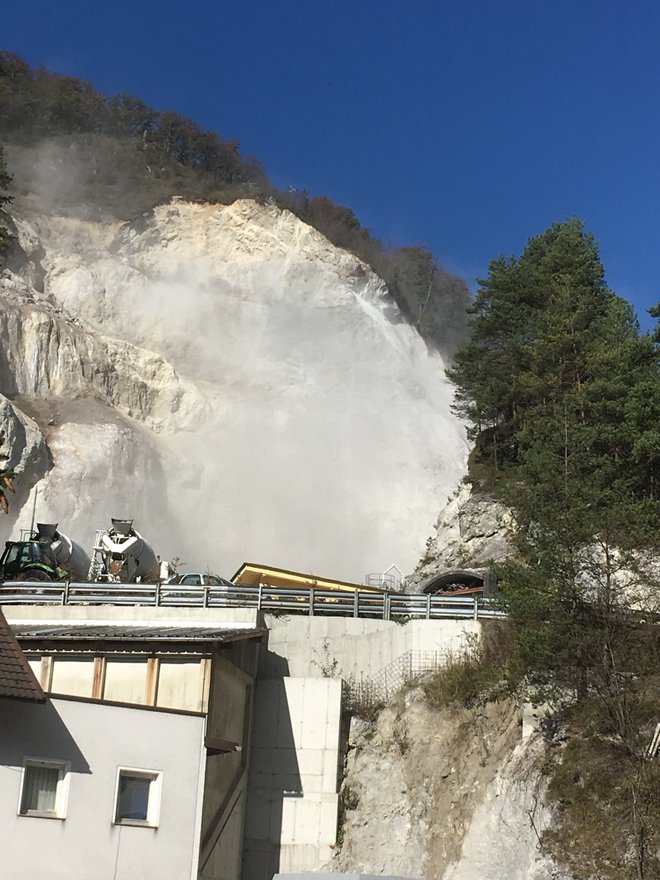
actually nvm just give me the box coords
[384,245,471,356]
[449,218,660,876]
[649,302,660,344]
[451,216,660,556]
[424,623,518,709]
[0,431,15,514]
[543,693,660,880]
[276,192,471,354]
[0,144,11,206]
[311,638,340,678]
[336,783,360,847]
[0,51,265,189]
[448,219,654,483]
[341,672,386,720]
[459,219,660,707]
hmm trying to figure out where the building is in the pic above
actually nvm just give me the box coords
[1,575,484,880]
[0,605,265,880]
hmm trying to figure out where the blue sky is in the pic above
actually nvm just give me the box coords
[4,1,660,328]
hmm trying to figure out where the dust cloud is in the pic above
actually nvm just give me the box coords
[5,144,469,582]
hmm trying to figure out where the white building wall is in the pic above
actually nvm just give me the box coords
[0,696,206,880]
[243,678,342,880]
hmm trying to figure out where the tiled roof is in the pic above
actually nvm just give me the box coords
[0,610,45,701]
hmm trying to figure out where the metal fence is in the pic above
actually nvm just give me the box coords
[344,649,447,710]
[0,581,506,621]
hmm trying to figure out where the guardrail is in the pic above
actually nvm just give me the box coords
[0,581,506,621]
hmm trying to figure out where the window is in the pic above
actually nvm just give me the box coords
[19,759,70,819]
[113,768,161,827]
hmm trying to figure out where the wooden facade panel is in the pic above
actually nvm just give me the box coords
[51,658,95,697]
[103,659,148,704]
[156,660,204,712]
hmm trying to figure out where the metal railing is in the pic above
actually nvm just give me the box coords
[345,649,446,709]
[364,572,401,590]
[0,581,506,621]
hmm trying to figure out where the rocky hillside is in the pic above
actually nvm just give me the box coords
[330,690,564,880]
[0,172,468,579]
[406,484,515,591]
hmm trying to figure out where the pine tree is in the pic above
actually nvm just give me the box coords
[449,218,660,696]
[448,219,624,476]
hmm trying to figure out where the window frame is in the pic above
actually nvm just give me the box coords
[112,766,162,828]
[18,757,70,820]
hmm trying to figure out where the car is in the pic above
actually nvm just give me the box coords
[164,572,235,588]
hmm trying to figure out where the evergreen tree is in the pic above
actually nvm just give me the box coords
[449,218,660,691]
[448,219,626,474]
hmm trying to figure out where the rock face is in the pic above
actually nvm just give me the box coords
[1,192,468,579]
[330,692,564,880]
[407,483,514,590]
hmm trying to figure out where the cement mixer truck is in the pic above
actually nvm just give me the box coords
[0,522,91,582]
[88,518,159,583]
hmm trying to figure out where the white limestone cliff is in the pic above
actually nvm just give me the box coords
[1,196,469,579]
[405,483,515,591]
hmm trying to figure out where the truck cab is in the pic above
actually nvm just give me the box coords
[0,539,66,581]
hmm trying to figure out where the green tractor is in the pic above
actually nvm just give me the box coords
[0,525,70,582]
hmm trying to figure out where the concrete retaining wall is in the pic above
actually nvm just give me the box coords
[243,677,342,880]
[262,616,481,679]
[4,604,262,628]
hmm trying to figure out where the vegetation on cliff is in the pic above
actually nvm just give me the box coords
[0,50,469,356]
[0,144,11,251]
[446,219,660,878]
[0,433,15,514]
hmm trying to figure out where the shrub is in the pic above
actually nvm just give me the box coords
[423,621,517,709]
